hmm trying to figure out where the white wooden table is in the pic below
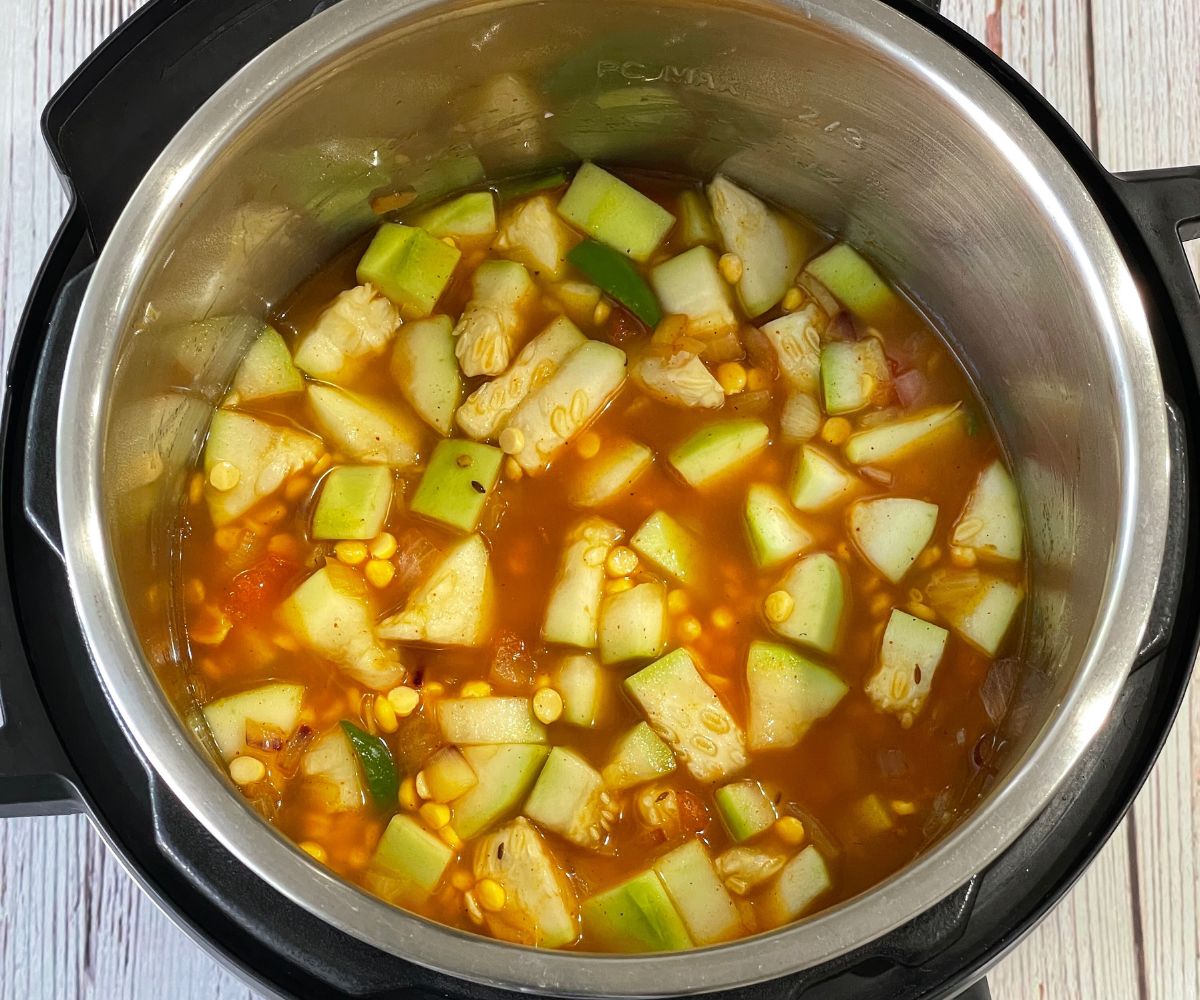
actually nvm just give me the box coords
[1,1,1197,996]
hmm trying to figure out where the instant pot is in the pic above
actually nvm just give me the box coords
[3,0,1199,997]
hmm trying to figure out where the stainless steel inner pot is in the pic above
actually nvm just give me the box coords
[56,0,1171,993]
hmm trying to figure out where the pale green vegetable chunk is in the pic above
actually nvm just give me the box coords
[300,726,365,812]
[453,259,539,376]
[438,697,547,745]
[231,325,304,401]
[803,243,899,325]
[653,839,743,945]
[307,384,422,467]
[356,223,460,318]
[365,814,454,903]
[414,191,497,239]
[203,409,323,526]
[744,483,813,568]
[409,439,503,533]
[451,745,549,838]
[311,465,392,540]
[524,747,616,849]
[557,162,675,262]
[714,780,777,843]
[547,279,602,327]
[278,563,405,690]
[707,175,806,316]
[848,497,939,583]
[952,459,1023,562]
[927,569,1024,656]
[820,337,889,415]
[668,418,769,488]
[865,609,950,723]
[568,438,655,509]
[390,315,462,435]
[758,846,832,928]
[493,192,578,279]
[421,746,477,803]
[630,511,702,585]
[601,722,677,790]
[542,517,624,648]
[844,403,963,466]
[649,246,738,336]
[505,340,628,473]
[377,535,495,647]
[472,817,579,948]
[676,189,718,248]
[850,793,896,836]
[456,316,586,440]
[759,307,823,394]
[625,648,747,783]
[555,653,608,728]
[293,284,399,381]
[599,582,668,665]
[580,870,692,952]
[789,444,860,512]
[745,640,847,752]
[768,553,846,654]
[203,683,304,761]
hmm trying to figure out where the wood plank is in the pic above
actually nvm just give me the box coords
[1091,1,1200,998]
[0,816,257,999]
[989,831,1144,998]
[1092,0,1200,170]
[0,1,252,998]
[939,2,1143,994]
[942,0,1095,144]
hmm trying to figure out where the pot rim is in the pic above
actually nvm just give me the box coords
[56,0,1170,993]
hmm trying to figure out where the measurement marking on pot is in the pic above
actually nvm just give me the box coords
[596,60,739,95]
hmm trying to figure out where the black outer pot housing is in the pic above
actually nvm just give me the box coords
[1,1,1198,998]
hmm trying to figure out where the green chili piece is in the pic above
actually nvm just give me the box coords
[341,720,400,808]
[566,238,663,327]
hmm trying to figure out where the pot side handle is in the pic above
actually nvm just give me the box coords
[1111,167,1200,668]
[0,634,82,818]
[0,492,81,816]
[0,214,91,818]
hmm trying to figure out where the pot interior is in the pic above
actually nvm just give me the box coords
[74,0,1162,989]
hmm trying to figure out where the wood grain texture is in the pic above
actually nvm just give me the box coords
[1093,1,1200,996]
[1091,2,1200,996]
[942,4,1145,994]
[0,1,1197,998]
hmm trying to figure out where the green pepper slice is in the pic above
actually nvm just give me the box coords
[493,168,570,203]
[341,720,400,808]
[567,238,663,328]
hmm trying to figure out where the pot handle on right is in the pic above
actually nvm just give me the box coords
[1114,166,1200,338]
[1110,167,1199,666]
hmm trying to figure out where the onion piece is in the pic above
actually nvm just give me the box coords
[697,327,745,363]
[780,392,822,444]
[729,389,772,416]
[980,657,1019,725]
[797,272,839,320]
[894,369,928,408]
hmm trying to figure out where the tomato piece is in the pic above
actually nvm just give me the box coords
[488,629,535,690]
[677,789,710,834]
[605,304,649,346]
[223,556,298,621]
